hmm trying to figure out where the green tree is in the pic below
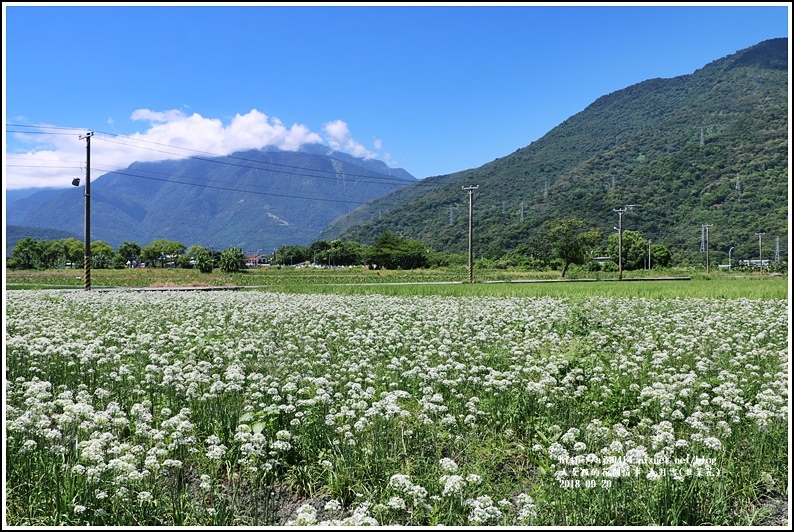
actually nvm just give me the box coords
[546,218,603,277]
[194,249,214,273]
[63,238,84,267]
[275,245,309,266]
[650,243,672,269]
[90,241,116,269]
[11,237,42,270]
[186,244,208,259]
[367,232,428,270]
[40,239,66,269]
[140,239,186,267]
[308,240,331,265]
[607,230,647,271]
[328,239,365,266]
[117,241,142,263]
[219,246,246,273]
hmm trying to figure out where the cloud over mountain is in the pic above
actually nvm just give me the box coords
[6,109,395,190]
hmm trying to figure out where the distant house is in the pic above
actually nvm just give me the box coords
[246,254,267,268]
[592,256,613,265]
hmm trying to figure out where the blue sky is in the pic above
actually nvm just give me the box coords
[3,2,791,191]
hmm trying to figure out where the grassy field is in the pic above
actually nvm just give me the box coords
[4,265,789,300]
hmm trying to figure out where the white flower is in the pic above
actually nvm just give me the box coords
[440,474,465,496]
[386,496,406,509]
[466,473,482,484]
[324,499,342,512]
[287,503,317,526]
[439,457,459,472]
[206,443,227,460]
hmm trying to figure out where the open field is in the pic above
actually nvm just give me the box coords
[4,282,790,526]
[4,265,789,300]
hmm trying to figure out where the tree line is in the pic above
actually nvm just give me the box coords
[17,216,782,276]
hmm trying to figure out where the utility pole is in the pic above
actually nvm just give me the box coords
[648,239,651,271]
[775,236,780,263]
[462,185,479,283]
[79,131,93,291]
[613,205,634,280]
[756,233,765,273]
[702,224,713,273]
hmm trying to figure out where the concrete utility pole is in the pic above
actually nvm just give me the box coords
[613,205,634,280]
[79,131,93,291]
[462,185,479,283]
[648,239,652,270]
[775,236,780,263]
[703,224,713,273]
[756,233,765,273]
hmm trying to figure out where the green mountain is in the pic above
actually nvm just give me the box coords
[5,225,81,253]
[9,145,416,251]
[319,38,788,265]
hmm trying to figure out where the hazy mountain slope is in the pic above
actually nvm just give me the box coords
[11,146,416,251]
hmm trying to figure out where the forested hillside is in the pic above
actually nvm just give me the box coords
[319,38,788,265]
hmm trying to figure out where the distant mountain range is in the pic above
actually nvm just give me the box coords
[6,144,417,252]
[7,38,788,264]
[319,38,788,264]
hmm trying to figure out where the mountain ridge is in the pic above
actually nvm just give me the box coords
[318,38,788,264]
[8,144,417,251]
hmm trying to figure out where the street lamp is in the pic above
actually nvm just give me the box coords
[73,131,93,290]
[728,246,734,270]
[613,205,634,280]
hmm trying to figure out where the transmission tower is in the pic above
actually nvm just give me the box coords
[775,236,780,263]
[544,180,548,198]
[735,172,741,193]
[700,127,705,146]
[449,206,455,226]
[520,201,524,222]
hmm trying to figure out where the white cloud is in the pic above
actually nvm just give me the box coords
[322,119,377,160]
[5,109,389,190]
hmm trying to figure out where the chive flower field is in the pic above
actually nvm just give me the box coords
[4,290,789,526]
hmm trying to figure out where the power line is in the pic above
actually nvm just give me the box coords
[95,135,428,188]
[85,166,411,207]
[8,123,445,188]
